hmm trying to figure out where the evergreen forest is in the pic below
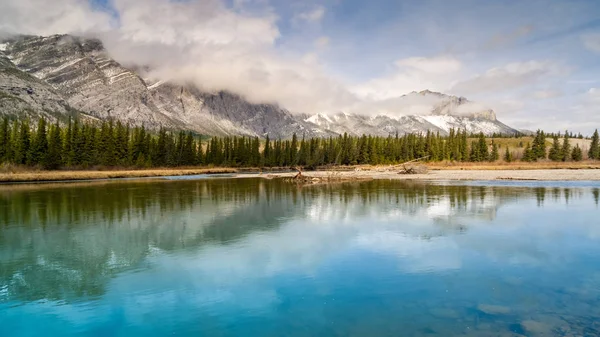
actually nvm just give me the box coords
[0,117,599,170]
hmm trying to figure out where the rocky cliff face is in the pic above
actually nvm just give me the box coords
[0,34,519,137]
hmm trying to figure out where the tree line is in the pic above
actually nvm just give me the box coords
[520,130,600,162]
[0,117,599,170]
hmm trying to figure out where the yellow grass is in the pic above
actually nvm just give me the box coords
[0,167,238,183]
[427,161,600,170]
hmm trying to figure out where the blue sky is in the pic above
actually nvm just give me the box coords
[2,0,600,132]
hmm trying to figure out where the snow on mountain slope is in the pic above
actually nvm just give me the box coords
[304,113,516,136]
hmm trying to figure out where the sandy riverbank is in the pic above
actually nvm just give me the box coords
[245,169,600,181]
[1,167,600,184]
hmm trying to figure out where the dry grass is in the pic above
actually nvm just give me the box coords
[0,167,238,183]
[428,160,600,170]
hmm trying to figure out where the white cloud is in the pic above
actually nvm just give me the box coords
[395,56,462,74]
[352,56,463,101]
[0,0,113,36]
[582,33,600,53]
[529,89,563,100]
[294,5,325,23]
[451,61,563,95]
[588,88,600,101]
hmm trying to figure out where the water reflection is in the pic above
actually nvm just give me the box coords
[0,179,599,336]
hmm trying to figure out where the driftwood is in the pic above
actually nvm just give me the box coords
[293,166,303,179]
[287,169,372,185]
[397,156,430,175]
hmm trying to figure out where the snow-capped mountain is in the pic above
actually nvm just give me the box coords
[0,34,519,138]
[300,90,515,136]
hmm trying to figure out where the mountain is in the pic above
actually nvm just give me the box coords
[0,34,519,138]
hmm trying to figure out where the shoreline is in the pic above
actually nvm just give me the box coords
[0,168,239,183]
[1,166,600,184]
[256,169,600,182]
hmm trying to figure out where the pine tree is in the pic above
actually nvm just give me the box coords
[470,141,480,162]
[63,118,73,166]
[72,120,84,166]
[289,133,298,166]
[504,147,513,162]
[99,120,116,166]
[522,143,534,162]
[250,136,260,167]
[263,135,271,167]
[196,139,204,165]
[29,118,48,166]
[489,141,499,162]
[561,131,571,162]
[478,132,489,162]
[114,122,129,166]
[45,121,63,169]
[589,129,599,160]
[548,135,561,161]
[571,144,583,161]
[0,117,9,163]
[459,130,468,162]
[530,130,546,161]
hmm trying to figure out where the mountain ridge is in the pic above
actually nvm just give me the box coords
[0,34,519,138]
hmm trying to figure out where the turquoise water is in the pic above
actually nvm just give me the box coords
[1,179,599,336]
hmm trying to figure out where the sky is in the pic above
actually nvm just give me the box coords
[1,0,600,133]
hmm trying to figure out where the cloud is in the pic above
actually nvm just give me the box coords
[451,61,563,95]
[582,33,600,53]
[352,56,463,101]
[314,36,330,48]
[0,0,113,37]
[395,56,462,74]
[588,88,600,101]
[294,5,325,23]
[484,25,534,50]
[0,0,361,114]
[529,89,563,100]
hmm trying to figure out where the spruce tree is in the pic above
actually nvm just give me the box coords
[530,130,547,161]
[0,117,9,163]
[45,121,63,169]
[589,129,599,160]
[290,133,298,166]
[263,135,271,167]
[459,130,468,162]
[522,143,533,162]
[115,122,129,166]
[548,135,561,161]
[478,133,489,161]
[63,118,73,166]
[504,147,513,162]
[30,118,48,166]
[72,120,84,166]
[251,136,260,167]
[489,141,499,162]
[9,120,19,163]
[571,144,583,161]
[561,131,571,162]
